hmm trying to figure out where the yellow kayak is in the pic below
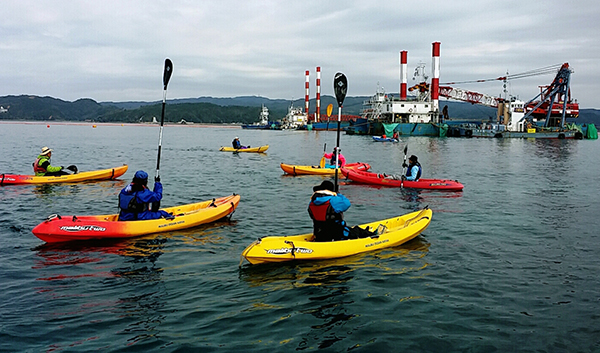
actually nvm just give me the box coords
[1,165,128,185]
[219,145,269,153]
[241,207,432,265]
[280,162,370,176]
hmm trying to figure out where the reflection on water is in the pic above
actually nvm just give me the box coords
[33,235,168,350]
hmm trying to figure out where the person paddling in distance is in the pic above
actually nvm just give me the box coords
[232,137,249,149]
[33,146,77,176]
[118,170,173,221]
[323,147,346,169]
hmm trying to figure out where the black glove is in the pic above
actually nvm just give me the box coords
[155,176,160,182]
[402,163,407,168]
[401,175,407,181]
[66,165,78,173]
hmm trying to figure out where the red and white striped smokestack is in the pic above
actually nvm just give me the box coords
[431,42,441,112]
[316,67,321,122]
[305,70,310,117]
[400,51,407,100]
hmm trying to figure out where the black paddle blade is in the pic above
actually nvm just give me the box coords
[163,58,173,90]
[404,145,408,155]
[334,72,347,108]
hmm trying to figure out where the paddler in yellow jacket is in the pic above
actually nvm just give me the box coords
[33,146,77,176]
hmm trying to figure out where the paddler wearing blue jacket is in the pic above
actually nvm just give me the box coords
[118,170,173,221]
[308,180,351,241]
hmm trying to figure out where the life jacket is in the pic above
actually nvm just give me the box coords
[232,140,241,149]
[407,162,422,180]
[33,156,48,175]
[308,194,345,241]
[118,190,148,219]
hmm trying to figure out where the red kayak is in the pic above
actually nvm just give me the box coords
[342,168,463,191]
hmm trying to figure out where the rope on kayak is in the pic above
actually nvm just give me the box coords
[403,205,430,227]
[284,240,296,259]
[46,214,61,222]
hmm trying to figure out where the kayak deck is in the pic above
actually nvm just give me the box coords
[280,162,371,176]
[1,165,128,185]
[31,194,240,242]
[241,207,432,265]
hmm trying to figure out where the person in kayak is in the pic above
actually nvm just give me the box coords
[33,146,77,176]
[308,180,351,241]
[232,137,249,149]
[118,170,173,221]
[385,155,422,181]
[323,147,346,168]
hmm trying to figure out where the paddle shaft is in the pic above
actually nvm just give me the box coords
[153,59,173,212]
[332,73,347,193]
[401,145,408,189]
[334,106,342,191]
[155,58,173,181]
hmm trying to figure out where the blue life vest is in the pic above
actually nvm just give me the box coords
[407,162,422,180]
[118,191,147,219]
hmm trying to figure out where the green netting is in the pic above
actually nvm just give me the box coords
[439,124,448,137]
[586,124,598,139]
[382,123,399,137]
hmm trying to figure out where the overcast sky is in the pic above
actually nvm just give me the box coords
[1,0,598,108]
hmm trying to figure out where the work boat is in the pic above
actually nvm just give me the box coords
[242,105,280,130]
[280,103,308,130]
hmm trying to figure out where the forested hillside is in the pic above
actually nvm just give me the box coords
[1,94,598,125]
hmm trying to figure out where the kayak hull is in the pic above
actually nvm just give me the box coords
[280,162,371,176]
[342,169,463,191]
[219,145,269,153]
[373,136,399,142]
[32,194,240,243]
[241,208,432,265]
[1,165,128,185]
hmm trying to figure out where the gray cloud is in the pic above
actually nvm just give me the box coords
[1,0,597,108]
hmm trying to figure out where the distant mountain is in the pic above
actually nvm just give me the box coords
[1,94,599,125]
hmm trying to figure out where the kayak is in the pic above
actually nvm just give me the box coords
[373,136,399,142]
[280,162,371,176]
[219,145,269,153]
[32,194,240,243]
[241,207,432,265]
[342,169,464,191]
[1,165,128,185]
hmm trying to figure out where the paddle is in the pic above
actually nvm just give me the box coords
[152,58,173,211]
[333,72,347,192]
[401,144,408,189]
[319,143,327,168]
[326,103,333,131]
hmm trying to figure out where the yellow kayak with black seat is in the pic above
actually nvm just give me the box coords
[240,207,432,265]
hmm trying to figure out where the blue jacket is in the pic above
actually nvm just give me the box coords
[118,181,171,220]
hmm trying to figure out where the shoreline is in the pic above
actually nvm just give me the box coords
[0,120,241,128]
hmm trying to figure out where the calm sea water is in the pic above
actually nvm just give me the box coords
[0,121,599,352]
